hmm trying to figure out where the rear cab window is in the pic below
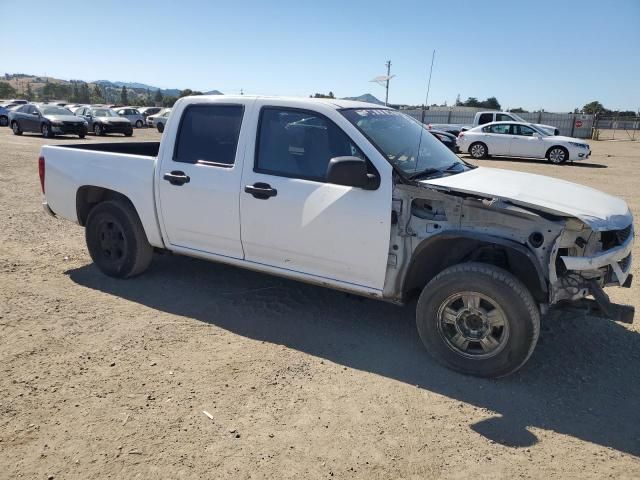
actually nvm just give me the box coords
[173,104,244,166]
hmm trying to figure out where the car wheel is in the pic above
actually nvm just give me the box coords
[11,121,22,135]
[78,132,86,139]
[157,122,164,133]
[416,262,540,378]
[546,146,568,164]
[124,131,133,137]
[135,120,143,128]
[85,200,153,278]
[0,115,8,127]
[469,142,488,159]
[94,124,104,136]
[41,123,54,138]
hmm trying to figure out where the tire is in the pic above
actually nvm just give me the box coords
[135,120,143,128]
[157,122,164,133]
[416,262,540,378]
[546,146,568,164]
[94,123,104,136]
[41,123,54,138]
[11,121,22,135]
[0,115,8,127]
[124,130,133,137]
[85,200,153,278]
[78,131,86,139]
[469,142,488,159]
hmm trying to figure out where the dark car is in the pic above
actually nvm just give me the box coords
[429,128,459,153]
[75,106,133,136]
[0,104,16,126]
[10,104,88,138]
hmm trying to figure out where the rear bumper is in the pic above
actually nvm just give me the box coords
[43,201,56,217]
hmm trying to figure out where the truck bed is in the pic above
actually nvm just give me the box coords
[60,141,160,157]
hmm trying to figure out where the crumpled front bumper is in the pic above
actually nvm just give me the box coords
[560,228,633,286]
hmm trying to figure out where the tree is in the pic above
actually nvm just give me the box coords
[510,107,528,113]
[0,81,17,97]
[25,83,34,101]
[91,84,104,104]
[162,96,177,107]
[582,101,605,114]
[483,96,501,110]
[120,86,128,105]
[462,97,481,107]
[154,89,163,105]
[80,83,90,103]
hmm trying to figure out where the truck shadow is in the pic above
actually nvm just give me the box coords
[67,255,640,456]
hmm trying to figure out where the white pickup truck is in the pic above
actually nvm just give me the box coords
[431,111,560,136]
[39,96,634,377]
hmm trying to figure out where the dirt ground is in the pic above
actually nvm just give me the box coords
[1,127,639,480]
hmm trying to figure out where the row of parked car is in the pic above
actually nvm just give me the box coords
[0,99,171,138]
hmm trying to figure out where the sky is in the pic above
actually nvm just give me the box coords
[1,0,639,112]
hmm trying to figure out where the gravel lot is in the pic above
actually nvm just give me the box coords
[1,127,639,479]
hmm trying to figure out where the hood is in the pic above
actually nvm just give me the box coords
[423,167,631,231]
[97,116,130,123]
[45,114,85,123]
[542,134,587,143]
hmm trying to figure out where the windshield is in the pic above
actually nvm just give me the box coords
[41,106,72,115]
[510,113,526,122]
[93,109,119,117]
[340,108,467,179]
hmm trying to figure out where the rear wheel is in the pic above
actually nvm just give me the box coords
[416,263,540,378]
[135,120,143,128]
[469,142,488,159]
[547,146,568,164]
[85,200,153,278]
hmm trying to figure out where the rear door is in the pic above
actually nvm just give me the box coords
[239,103,391,291]
[157,102,249,259]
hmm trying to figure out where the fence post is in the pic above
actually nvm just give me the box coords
[570,113,576,137]
[538,111,542,123]
[447,109,452,124]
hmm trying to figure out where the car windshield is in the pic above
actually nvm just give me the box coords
[340,108,468,179]
[41,106,72,115]
[93,109,119,117]
[510,113,526,122]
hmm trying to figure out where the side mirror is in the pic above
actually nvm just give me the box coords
[326,156,378,190]
[532,132,541,138]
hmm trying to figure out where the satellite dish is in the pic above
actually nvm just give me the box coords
[370,75,396,86]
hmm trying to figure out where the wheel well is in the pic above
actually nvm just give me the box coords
[402,236,547,302]
[76,186,136,226]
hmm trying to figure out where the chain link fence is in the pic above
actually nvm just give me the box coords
[592,115,640,141]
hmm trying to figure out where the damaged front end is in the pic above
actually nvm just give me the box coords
[549,219,634,322]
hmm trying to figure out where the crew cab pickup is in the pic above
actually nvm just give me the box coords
[39,96,634,377]
[431,111,560,137]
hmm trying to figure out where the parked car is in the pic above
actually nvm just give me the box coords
[115,107,145,128]
[458,121,590,163]
[0,104,15,126]
[7,99,28,105]
[146,108,171,128]
[429,128,458,153]
[39,96,634,378]
[431,111,560,137]
[10,104,87,138]
[75,106,133,136]
[153,109,171,132]
[138,107,163,119]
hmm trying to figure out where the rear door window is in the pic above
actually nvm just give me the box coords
[478,113,493,124]
[173,104,244,166]
[489,124,511,134]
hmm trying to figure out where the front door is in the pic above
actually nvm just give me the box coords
[239,105,391,291]
[508,124,546,158]
[157,103,248,259]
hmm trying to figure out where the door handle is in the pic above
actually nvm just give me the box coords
[245,182,277,200]
[163,171,190,186]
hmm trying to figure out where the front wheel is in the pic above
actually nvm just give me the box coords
[11,121,22,135]
[416,263,540,378]
[157,122,164,133]
[547,146,568,164]
[135,120,143,128]
[94,123,104,136]
[42,123,54,138]
[85,200,153,278]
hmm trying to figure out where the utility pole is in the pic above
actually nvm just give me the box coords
[384,60,391,106]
